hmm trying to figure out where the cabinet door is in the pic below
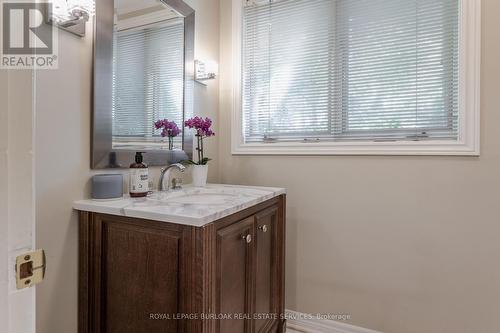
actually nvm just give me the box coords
[216,217,255,333]
[104,223,184,333]
[254,207,278,333]
[80,213,188,333]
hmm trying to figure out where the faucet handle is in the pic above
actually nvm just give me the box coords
[148,178,155,193]
[171,178,183,190]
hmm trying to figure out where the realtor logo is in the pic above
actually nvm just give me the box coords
[1,1,58,69]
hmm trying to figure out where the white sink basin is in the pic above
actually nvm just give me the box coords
[149,187,241,206]
[166,193,238,205]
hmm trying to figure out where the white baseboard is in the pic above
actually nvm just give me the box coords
[285,310,383,333]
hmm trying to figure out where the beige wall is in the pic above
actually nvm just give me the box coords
[218,0,500,332]
[35,1,220,332]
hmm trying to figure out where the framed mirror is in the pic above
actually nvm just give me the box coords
[92,0,194,169]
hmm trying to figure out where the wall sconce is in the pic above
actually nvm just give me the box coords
[195,60,218,85]
[49,0,95,37]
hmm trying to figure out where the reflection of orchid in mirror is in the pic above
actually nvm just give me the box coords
[183,116,215,165]
[154,119,181,150]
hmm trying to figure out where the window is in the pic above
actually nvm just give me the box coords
[112,18,184,144]
[233,0,480,155]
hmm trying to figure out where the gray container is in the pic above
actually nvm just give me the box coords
[92,174,123,199]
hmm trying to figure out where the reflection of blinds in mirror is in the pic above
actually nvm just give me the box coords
[112,18,184,141]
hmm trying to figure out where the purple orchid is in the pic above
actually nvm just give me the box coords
[183,116,215,165]
[154,119,181,150]
[184,116,216,137]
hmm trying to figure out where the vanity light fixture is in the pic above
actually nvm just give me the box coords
[195,60,218,85]
[49,0,95,37]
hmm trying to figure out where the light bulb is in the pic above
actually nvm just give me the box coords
[67,0,95,16]
[51,0,72,23]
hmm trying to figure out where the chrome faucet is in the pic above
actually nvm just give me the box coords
[158,163,186,191]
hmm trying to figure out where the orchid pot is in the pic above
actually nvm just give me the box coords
[182,116,215,187]
[191,164,209,187]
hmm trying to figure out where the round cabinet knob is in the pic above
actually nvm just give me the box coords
[242,234,252,243]
[259,225,268,233]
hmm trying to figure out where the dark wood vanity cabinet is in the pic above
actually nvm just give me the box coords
[78,195,285,333]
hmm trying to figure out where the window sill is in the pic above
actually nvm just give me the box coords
[231,140,480,156]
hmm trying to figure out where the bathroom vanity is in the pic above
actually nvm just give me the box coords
[73,185,286,333]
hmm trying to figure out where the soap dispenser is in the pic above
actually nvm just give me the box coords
[129,152,149,197]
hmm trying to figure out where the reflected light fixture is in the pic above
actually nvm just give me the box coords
[49,0,95,37]
[195,60,218,85]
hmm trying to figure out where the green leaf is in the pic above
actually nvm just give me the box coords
[180,159,198,165]
[200,157,212,165]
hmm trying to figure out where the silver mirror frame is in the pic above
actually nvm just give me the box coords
[91,0,195,169]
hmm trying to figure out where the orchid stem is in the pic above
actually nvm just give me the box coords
[197,134,202,164]
[201,136,204,163]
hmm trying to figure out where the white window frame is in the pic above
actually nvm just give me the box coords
[231,0,481,156]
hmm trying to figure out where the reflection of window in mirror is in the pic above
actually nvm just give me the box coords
[112,0,184,150]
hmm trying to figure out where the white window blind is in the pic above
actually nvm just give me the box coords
[112,18,184,141]
[242,0,459,143]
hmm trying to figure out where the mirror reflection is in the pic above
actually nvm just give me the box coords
[112,0,184,150]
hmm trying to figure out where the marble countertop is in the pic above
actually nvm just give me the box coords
[73,184,286,227]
